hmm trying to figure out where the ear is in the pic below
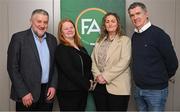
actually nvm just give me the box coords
[29,18,32,26]
[145,11,149,19]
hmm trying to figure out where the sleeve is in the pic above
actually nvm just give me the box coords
[7,34,29,98]
[102,37,132,83]
[49,37,58,88]
[49,64,58,88]
[91,44,101,79]
[81,47,93,80]
[158,31,178,78]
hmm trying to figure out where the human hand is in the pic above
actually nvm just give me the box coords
[46,87,56,101]
[96,75,107,84]
[22,93,33,107]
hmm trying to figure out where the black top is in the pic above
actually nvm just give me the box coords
[132,25,178,89]
[55,44,93,91]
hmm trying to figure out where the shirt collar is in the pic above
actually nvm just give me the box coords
[134,21,151,33]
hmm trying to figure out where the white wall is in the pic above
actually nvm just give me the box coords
[173,0,180,110]
[0,1,10,110]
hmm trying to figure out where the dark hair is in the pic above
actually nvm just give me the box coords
[128,2,147,13]
[31,9,49,18]
[57,19,82,47]
[98,12,124,42]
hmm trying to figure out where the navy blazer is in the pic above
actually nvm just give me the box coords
[7,29,57,102]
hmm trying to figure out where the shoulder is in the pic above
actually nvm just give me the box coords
[150,25,167,34]
[56,44,71,52]
[151,25,162,30]
[80,46,87,52]
[46,32,57,42]
[55,44,68,56]
[10,29,31,43]
[56,44,65,50]
[46,32,56,38]
[119,35,131,42]
[12,29,30,39]
[150,25,170,41]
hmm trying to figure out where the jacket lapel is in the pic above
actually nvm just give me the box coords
[94,37,106,64]
[46,36,53,67]
[94,42,100,64]
[94,35,121,63]
[27,29,41,66]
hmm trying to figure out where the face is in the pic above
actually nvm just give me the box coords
[30,14,48,38]
[129,6,148,30]
[105,15,118,34]
[61,21,75,39]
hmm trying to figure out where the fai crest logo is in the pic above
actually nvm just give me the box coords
[75,8,106,46]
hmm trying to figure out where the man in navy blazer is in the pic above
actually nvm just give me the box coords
[7,9,57,111]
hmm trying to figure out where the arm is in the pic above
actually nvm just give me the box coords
[47,36,57,100]
[48,36,58,89]
[158,31,178,78]
[7,34,29,99]
[91,44,101,79]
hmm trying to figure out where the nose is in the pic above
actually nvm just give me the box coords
[68,29,73,33]
[40,23,46,29]
[108,22,113,27]
[133,14,139,20]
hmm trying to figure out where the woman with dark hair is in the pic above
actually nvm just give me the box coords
[91,12,132,111]
[55,19,93,111]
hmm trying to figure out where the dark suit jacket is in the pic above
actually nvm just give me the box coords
[7,29,57,102]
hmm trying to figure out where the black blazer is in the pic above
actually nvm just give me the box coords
[55,44,93,91]
[7,29,57,102]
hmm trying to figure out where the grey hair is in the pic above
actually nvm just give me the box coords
[128,2,147,13]
[31,9,49,18]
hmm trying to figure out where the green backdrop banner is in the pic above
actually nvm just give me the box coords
[60,0,125,110]
[61,0,125,54]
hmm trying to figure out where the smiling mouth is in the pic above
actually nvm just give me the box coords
[67,33,73,35]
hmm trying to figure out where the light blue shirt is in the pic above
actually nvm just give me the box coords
[31,29,50,84]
